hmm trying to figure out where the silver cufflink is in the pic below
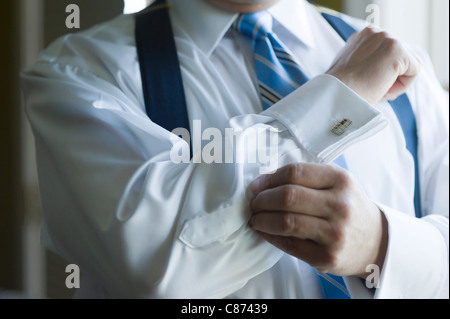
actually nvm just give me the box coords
[331,118,352,136]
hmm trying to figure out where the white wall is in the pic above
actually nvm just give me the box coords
[430,0,449,88]
[344,0,449,88]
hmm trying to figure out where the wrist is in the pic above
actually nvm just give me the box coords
[326,71,379,106]
[357,208,389,280]
[374,209,389,271]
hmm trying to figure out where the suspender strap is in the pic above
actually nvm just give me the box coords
[135,0,190,133]
[322,13,422,217]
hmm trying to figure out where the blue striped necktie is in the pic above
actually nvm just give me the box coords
[235,11,351,299]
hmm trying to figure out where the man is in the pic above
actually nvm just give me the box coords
[21,0,448,298]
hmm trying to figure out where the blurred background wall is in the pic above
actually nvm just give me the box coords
[0,0,448,299]
[0,0,22,299]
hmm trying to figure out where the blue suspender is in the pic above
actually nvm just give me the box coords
[134,2,422,217]
[135,0,190,134]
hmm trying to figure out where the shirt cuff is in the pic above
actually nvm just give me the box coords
[262,74,388,163]
[374,203,449,298]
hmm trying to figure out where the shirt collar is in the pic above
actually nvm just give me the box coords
[269,0,316,50]
[169,0,316,56]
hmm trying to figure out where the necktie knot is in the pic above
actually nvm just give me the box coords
[234,10,309,110]
[235,11,273,42]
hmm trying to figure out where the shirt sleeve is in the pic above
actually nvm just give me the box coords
[311,13,449,299]
[341,47,449,299]
[21,58,386,298]
[374,48,449,299]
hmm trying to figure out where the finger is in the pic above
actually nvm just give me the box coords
[251,163,343,195]
[250,211,330,243]
[399,45,422,77]
[255,232,326,266]
[385,75,415,100]
[251,184,331,217]
[385,47,422,100]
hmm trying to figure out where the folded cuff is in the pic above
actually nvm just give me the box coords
[263,74,387,163]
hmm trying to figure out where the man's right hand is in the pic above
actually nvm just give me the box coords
[326,26,422,106]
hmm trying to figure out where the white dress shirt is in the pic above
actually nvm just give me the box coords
[21,0,449,298]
